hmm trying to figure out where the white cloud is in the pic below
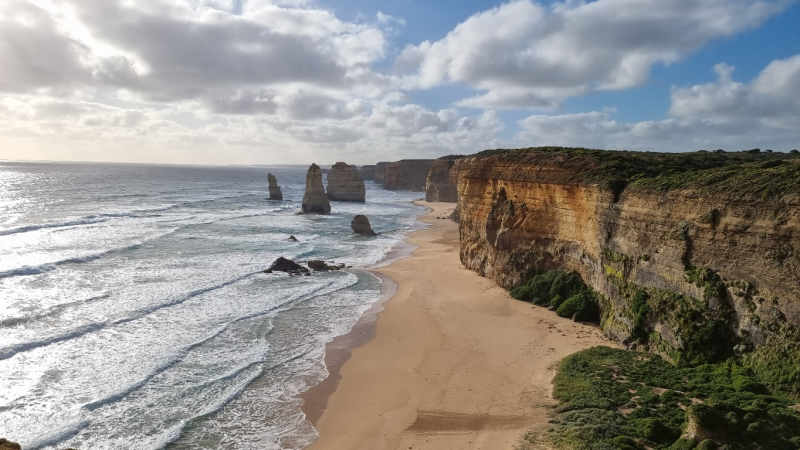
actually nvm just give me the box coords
[397,0,787,109]
[514,55,800,151]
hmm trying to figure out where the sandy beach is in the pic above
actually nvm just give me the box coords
[304,202,611,450]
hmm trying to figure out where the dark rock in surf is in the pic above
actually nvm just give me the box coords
[308,260,329,271]
[266,257,309,274]
[287,235,298,242]
[351,215,377,236]
[267,173,283,200]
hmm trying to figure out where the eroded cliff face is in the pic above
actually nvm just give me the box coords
[383,159,435,191]
[374,162,388,186]
[457,149,800,387]
[425,155,465,202]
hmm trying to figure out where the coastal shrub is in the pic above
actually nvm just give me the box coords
[556,293,598,322]
[542,346,800,450]
[510,270,599,322]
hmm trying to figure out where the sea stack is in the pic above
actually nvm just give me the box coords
[301,163,331,214]
[351,215,377,236]
[327,162,366,202]
[267,173,283,200]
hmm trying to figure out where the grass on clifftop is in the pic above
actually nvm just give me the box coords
[520,346,800,450]
[473,147,800,198]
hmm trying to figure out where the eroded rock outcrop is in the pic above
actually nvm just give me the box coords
[456,147,800,391]
[383,159,436,191]
[351,215,377,236]
[265,257,309,274]
[425,155,467,202]
[301,163,331,214]
[359,165,376,180]
[327,162,366,202]
[267,173,283,200]
[0,438,21,450]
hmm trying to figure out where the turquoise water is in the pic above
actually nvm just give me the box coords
[0,162,424,449]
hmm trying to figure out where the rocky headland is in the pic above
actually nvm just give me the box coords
[425,155,466,202]
[267,173,282,200]
[358,165,375,180]
[326,162,365,202]
[383,159,435,191]
[374,162,388,186]
[301,163,331,214]
[453,147,800,389]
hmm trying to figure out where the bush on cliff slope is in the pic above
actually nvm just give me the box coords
[510,270,599,322]
[524,346,800,450]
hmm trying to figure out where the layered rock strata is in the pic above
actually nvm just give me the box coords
[351,215,377,236]
[267,173,283,200]
[374,162,389,186]
[358,165,376,180]
[326,162,366,202]
[425,155,466,202]
[301,163,331,214]
[456,147,800,389]
[383,159,435,191]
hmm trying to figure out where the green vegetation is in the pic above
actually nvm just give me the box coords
[0,439,21,450]
[509,270,599,321]
[473,146,800,198]
[533,346,800,450]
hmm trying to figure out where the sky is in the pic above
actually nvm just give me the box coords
[0,0,798,165]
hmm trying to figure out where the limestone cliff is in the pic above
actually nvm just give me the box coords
[326,162,365,202]
[425,155,466,202]
[456,147,800,390]
[359,165,376,180]
[301,163,331,214]
[374,162,388,186]
[383,159,435,191]
[267,173,282,200]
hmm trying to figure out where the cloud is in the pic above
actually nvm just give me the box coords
[514,55,800,151]
[397,0,787,109]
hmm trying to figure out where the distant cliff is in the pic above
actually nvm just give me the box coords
[425,155,465,202]
[327,162,365,202]
[359,165,376,180]
[374,162,388,186]
[456,147,800,391]
[383,159,435,191]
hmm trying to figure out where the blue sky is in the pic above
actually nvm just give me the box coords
[0,0,798,164]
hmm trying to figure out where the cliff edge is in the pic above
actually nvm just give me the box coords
[456,147,800,392]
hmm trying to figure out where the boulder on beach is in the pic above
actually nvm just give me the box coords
[301,164,331,214]
[327,162,365,202]
[351,215,377,236]
[265,257,309,274]
[267,173,283,200]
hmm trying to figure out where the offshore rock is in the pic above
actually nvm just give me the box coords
[287,235,298,242]
[301,163,331,214]
[351,215,377,236]
[265,257,309,274]
[267,173,283,200]
[327,162,366,202]
[374,162,389,186]
[425,155,466,202]
[308,260,329,271]
[384,159,436,191]
[359,165,376,180]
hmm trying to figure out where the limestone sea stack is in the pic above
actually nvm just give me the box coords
[267,173,283,200]
[374,162,389,186]
[383,159,436,191]
[327,162,366,202]
[351,215,377,236]
[301,163,331,214]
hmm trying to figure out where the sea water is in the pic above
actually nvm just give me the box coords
[0,162,425,450]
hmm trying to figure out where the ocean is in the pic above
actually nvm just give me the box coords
[0,161,425,450]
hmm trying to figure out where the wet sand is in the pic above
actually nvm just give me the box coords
[304,202,610,450]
